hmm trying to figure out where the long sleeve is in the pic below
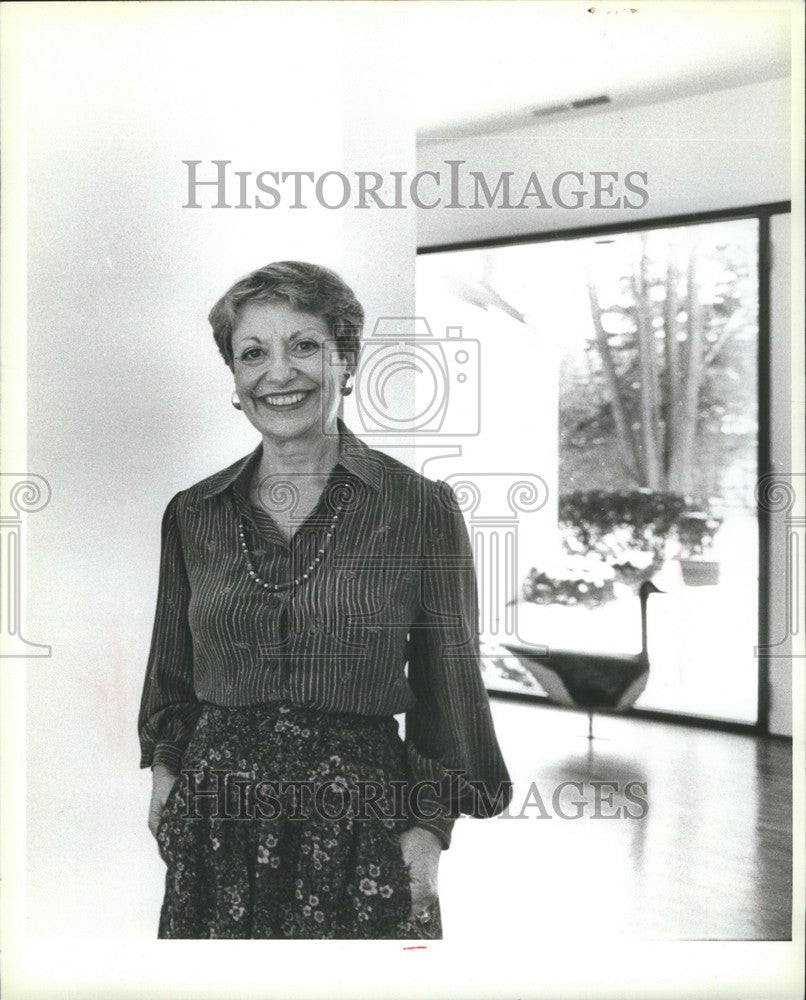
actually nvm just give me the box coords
[138,492,202,772]
[405,479,513,850]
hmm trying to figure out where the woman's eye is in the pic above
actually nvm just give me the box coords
[239,348,264,362]
[294,339,321,355]
[237,340,321,364]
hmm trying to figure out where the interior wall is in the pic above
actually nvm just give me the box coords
[22,5,417,938]
[417,77,790,247]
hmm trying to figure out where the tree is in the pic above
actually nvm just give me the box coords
[574,226,758,497]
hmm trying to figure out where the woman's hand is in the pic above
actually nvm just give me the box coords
[398,826,442,920]
[148,763,179,839]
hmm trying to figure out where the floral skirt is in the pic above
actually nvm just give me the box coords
[156,702,442,939]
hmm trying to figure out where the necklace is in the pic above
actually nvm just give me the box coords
[237,500,343,591]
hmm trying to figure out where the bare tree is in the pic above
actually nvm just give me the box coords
[583,231,731,494]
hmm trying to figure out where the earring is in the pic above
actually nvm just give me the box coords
[341,374,353,397]
[231,391,242,411]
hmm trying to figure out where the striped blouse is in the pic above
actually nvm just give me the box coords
[137,418,512,849]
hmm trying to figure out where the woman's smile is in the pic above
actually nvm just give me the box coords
[255,389,314,411]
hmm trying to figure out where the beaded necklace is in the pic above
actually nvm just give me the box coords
[234,482,344,592]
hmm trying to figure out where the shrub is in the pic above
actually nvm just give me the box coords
[522,490,723,606]
[522,554,616,608]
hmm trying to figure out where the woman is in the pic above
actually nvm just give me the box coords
[139,261,512,939]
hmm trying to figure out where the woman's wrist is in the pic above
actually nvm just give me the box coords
[408,824,444,854]
[410,816,454,851]
[152,762,178,780]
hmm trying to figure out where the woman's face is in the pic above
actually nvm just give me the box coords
[230,299,346,442]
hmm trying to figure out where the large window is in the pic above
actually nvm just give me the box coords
[417,213,769,725]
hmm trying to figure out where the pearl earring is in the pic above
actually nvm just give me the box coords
[341,374,353,397]
[231,391,242,410]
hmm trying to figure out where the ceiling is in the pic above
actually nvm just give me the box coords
[408,3,792,139]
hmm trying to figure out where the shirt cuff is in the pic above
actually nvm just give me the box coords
[141,743,183,773]
[411,816,455,851]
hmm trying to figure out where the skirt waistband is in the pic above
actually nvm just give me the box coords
[198,700,399,733]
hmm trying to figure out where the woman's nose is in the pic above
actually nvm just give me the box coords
[259,351,296,385]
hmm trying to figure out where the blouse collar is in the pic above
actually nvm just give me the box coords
[200,417,384,500]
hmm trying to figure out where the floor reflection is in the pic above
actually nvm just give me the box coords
[439,699,791,941]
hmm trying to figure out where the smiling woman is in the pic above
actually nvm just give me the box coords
[138,260,512,939]
[232,304,338,428]
[212,264,363,538]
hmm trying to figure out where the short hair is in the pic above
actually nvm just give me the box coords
[208,261,364,370]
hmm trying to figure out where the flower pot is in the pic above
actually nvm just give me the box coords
[680,558,721,587]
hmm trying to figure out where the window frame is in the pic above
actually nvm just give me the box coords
[418,200,792,737]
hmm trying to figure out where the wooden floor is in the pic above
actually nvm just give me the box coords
[438,698,792,941]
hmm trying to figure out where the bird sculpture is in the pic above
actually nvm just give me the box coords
[502,580,663,738]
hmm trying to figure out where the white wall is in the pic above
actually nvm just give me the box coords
[418,77,790,247]
[20,5,417,938]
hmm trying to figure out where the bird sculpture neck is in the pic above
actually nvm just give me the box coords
[640,594,649,661]
[638,582,658,661]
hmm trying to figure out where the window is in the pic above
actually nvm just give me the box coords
[417,213,768,724]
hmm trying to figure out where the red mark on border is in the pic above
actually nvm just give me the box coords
[403,945,428,950]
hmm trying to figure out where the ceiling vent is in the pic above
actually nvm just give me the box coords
[531,103,571,117]
[533,94,610,117]
[571,94,610,109]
